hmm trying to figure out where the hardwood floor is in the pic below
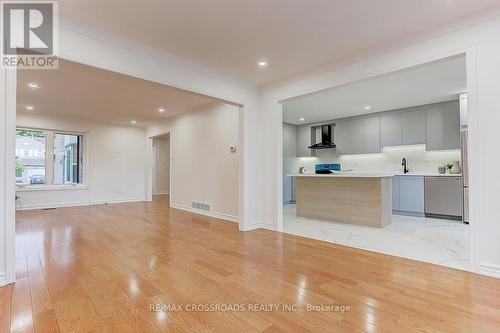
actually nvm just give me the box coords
[2,195,500,332]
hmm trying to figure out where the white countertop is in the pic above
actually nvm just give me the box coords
[288,172,461,178]
[288,172,394,178]
[394,173,462,177]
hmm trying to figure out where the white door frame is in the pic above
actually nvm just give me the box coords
[2,68,17,285]
[274,48,480,273]
[152,144,156,195]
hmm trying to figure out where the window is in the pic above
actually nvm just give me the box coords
[53,133,84,185]
[15,128,85,186]
[16,129,46,185]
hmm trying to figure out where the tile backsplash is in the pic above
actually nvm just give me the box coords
[295,144,462,174]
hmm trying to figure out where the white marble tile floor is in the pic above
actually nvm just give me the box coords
[283,204,470,271]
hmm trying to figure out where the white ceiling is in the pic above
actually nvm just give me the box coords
[282,55,466,125]
[17,59,221,126]
[59,0,500,85]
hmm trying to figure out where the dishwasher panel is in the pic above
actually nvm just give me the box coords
[424,176,463,219]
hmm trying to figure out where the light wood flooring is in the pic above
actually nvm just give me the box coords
[1,195,500,332]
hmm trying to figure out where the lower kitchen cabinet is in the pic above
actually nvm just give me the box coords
[393,176,425,215]
[392,176,400,210]
[393,175,463,220]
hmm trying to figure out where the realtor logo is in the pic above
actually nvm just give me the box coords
[1,1,58,69]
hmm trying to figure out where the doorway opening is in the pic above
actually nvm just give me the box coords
[281,55,471,271]
[152,133,170,203]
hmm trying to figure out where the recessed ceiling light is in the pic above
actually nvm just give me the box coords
[364,105,371,110]
[299,118,305,122]
[130,120,137,124]
[27,82,39,89]
[25,105,34,110]
[158,107,165,113]
[257,60,268,68]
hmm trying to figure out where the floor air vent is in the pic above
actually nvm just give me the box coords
[192,201,210,211]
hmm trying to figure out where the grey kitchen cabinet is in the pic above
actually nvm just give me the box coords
[305,100,461,156]
[334,120,350,154]
[402,110,426,145]
[297,125,316,157]
[443,100,460,149]
[380,113,402,147]
[425,107,444,150]
[392,176,400,211]
[398,176,425,214]
[424,176,462,218]
[349,119,364,154]
[282,123,298,157]
[363,116,381,153]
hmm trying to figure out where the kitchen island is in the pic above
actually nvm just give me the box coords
[289,173,393,228]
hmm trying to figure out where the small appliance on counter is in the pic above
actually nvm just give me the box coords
[315,163,341,174]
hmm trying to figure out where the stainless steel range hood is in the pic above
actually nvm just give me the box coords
[308,124,336,149]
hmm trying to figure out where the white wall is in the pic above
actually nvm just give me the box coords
[263,16,500,278]
[58,23,264,232]
[148,104,240,221]
[282,123,297,202]
[15,113,147,209]
[153,137,170,195]
[0,68,6,286]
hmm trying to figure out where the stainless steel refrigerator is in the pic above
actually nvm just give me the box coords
[460,93,469,224]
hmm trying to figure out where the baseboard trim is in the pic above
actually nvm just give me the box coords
[154,191,170,195]
[17,198,144,211]
[480,263,500,279]
[243,223,277,232]
[170,203,239,223]
[393,210,425,218]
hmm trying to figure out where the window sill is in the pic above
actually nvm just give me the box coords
[16,184,89,192]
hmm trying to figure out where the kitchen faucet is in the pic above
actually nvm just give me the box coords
[402,158,409,174]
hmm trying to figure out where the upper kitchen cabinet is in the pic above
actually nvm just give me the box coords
[402,110,426,145]
[426,107,444,150]
[425,101,460,151]
[297,125,316,157]
[334,120,350,154]
[349,119,364,154]
[282,123,298,157]
[345,117,380,154]
[363,117,381,153]
[443,100,460,150]
[380,113,402,147]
